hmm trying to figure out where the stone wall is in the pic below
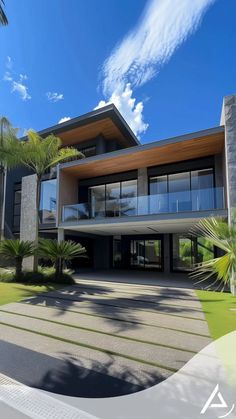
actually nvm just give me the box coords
[20,174,38,270]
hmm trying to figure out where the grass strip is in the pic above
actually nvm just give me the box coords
[18,302,210,338]
[36,293,205,322]
[0,321,177,373]
[0,309,197,354]
[74,284,199,302]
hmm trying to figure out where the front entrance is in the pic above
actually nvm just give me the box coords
[113,235,163,271]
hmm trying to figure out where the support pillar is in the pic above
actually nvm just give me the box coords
[20,174,38,270]
[221,94,236,294]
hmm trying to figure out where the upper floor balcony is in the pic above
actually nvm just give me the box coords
[61,187,225,224]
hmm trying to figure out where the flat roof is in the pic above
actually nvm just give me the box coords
[59,125,225,178]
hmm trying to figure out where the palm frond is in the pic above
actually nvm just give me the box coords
[0,1,8,26]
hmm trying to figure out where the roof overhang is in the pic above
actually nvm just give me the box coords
[23,105,139,148]
[59,126,225,179]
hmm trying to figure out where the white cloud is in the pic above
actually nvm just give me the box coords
[97,0,215,136]
[6,56,12,70]
[3,57,31,100]
[95,84,148,137]
[3,71,12,81]
[46,92,64,102]
[11,81,31,101]
[58,116,71,124]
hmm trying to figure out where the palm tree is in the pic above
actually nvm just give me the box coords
[0,117,12,240]
[191,216,236,294]
[38,239,86,281]
[0,239,35,281]
[0,1,7,26]
[0,130,82,270]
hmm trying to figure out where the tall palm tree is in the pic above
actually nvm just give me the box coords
[0,1,8,25]
[192,216,236,294]
[0,117,13,240]
[0,130,82,270]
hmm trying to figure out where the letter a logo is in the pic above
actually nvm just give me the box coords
[201,384,235,417]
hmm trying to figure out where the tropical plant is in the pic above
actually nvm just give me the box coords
[38,239,86,281]
[0,239,35,281]
[191,216,236,293]
[0,1,7,26]
[0,130,82,270]
[0,117,13,240]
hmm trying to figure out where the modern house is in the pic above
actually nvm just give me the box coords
[4,94,236,273]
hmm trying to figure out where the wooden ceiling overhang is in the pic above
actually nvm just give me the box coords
[60,128,225,179]
[27,104,139,148]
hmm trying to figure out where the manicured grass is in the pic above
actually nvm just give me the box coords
[196,290,236,340]
[0,283,63,306]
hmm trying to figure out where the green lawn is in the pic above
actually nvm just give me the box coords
[0,283,63,306]
[196,290,236,340]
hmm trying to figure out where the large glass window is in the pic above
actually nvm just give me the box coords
[39,179,57,224]
[191,168,214,210]
[149,175,168,213]
[90,185,106,218]
[121,180,137,216]
[172,234,215,271]
[168,172,191,212]
[89,179,137,218]
[149,167,214,214]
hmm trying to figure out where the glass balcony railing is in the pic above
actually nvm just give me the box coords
[62,187,225,223]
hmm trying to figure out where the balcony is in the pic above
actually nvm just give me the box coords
[62,187,225,224]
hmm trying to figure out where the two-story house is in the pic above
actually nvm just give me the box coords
[4,94,236,275]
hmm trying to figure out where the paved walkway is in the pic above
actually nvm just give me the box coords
[0,274,211,397]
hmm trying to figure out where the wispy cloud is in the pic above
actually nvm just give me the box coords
[46,92,64,102]
[3,57,31,100]
[96,0,216,136]
[58,116,71,124]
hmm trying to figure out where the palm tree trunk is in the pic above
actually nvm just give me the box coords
[15,256,23,281]
[33,176,41,272]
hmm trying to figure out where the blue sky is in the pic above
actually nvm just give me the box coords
[0,0,235,143]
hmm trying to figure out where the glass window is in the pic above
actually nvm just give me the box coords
[90,185,106,218]
[39,179,57,224]
[13,189,21,228]
[79,146,96,158]
[197,237,214,263]
[105,182,120,217]
[121,180,137,216]
[191,168,214,210]
[149,176,168,214]
[169,172,191,212]
[172,234,194,271]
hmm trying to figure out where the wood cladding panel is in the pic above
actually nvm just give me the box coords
[62,133,224,179]
[58,118,126,146]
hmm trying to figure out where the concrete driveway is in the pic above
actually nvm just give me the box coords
[0,273,211,397]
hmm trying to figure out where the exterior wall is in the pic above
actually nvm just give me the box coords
[57,169,78,225]
[4,167,32,237]
[221,94,236,222]
[20,174,38,270]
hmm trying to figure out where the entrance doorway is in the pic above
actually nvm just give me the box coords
[130,239,162,270]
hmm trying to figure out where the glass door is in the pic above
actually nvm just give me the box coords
[130,238,162,270]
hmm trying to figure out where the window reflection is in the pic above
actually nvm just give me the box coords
[89,179,137,218]
[39,179,57,224]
